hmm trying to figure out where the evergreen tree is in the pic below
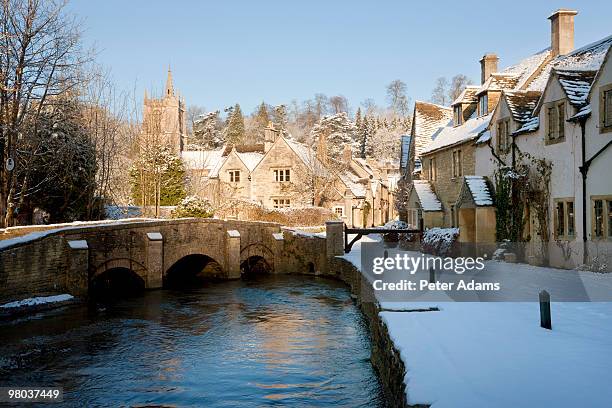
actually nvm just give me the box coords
[130,144,186,209]
[355,107,362,130]
[311,112,356,167]
[224,103,245,145]
[273,104,289,137]
[192,111,223,149]
[252,102,270,143]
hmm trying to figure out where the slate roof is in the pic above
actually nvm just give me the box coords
[412,101,453,159]
[421,113,492,154]
[452,86,479,106]
[556,70,597,107]
[411,180,442,211]
[400,135,411,171]
[504,91,542,123]
[464,176,494,206]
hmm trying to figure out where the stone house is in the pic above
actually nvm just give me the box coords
[182,123,396,227]
[474,10,612,269]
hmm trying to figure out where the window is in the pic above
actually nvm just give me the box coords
[594,200,604,238]
[554,199,575,239]
[608,201,612,238]
[556,202,565,237]
[454,105,463,126]
[450,205,456,228]
[546,100,566,143]
[273,168,291,182]
[497,119,511,153]
[452,149,462,178]
[273,198,290,208]
[600,86,612,132]
[567,201,575,237]
[479,94,488,116]
[229,170,240,183]
[591,198,612,239]
[333,206,344,217]
[429,158,436,181]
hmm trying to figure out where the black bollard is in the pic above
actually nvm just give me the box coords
[539,290,552,330]
[384,250,388,259]
[429,266,435,284]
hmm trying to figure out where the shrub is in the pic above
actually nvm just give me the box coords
[421,227,459,257]
[215,199,337,226]
[172,196,214,218]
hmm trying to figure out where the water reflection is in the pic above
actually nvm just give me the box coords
[0,275,384,407]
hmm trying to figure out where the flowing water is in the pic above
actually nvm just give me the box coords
[0,275,385,407]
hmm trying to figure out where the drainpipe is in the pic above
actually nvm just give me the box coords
[578,118,588,265]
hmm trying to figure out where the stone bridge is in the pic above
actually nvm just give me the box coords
[0,219,346,304]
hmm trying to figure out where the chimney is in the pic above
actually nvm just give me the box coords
[343,144,352,163]
[264,121,278,153]
[548,9,577,57]
[480,54,499,84]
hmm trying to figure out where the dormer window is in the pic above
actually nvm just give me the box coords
[454,105,463,126]
[545,100,566,144]
[478,94,488,116]
[497,118,511,154]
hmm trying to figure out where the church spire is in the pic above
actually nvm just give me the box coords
[165,65,174,97]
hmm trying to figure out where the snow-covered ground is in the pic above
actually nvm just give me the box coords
[0,294,73,309]
[342,236,612,408]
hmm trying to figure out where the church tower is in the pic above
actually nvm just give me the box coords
[141,67,187,153]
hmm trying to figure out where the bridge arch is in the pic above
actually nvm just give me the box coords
[164,254,224,287]
[240,243,275,275]
[91,259,147,297]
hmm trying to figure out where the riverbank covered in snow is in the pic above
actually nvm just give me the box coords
[341,236,612,408]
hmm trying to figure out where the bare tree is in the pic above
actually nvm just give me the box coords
[0,0,89,226]
[329,95,349,115]
[449,74,473,103]
[386,80,410,117]
[431,77,450,106]
[186,105,206,136]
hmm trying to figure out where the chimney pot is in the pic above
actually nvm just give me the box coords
[480,53,499,85]
[548,9,578,57]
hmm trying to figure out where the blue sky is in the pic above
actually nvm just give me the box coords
[69,0,612,115]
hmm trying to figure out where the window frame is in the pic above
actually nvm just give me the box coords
[273,168,291,182]
[600,84,612,133]
[454,105,463,126]
[272,198,291,209]
[451,149,463,178]
[333,206,345,218]
[428,157,436,181]
[478,93,488,116]
[545,99,566,145]
[554,198,575,240]
[591,195,612,240]
[228,169,241,183]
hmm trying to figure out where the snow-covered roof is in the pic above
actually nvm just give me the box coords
[412,101,453,159]
[284,138,327,175]
[475,130,491,145]
[556,70,597,107]
[412,180,442,211]
[504,91,542,122]
[476,73,521,95]
[464,176,494,206]
[340,170,367,198]
[421,113,492,154]
[553,34,612,72]
[452,86,479,106]
[513,116,540,135]
[568,104,592,122]
[181,149,224,171]
[506,48,553,91]
[236,152,264,172]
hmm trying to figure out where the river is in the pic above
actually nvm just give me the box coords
[0,275,385,407]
